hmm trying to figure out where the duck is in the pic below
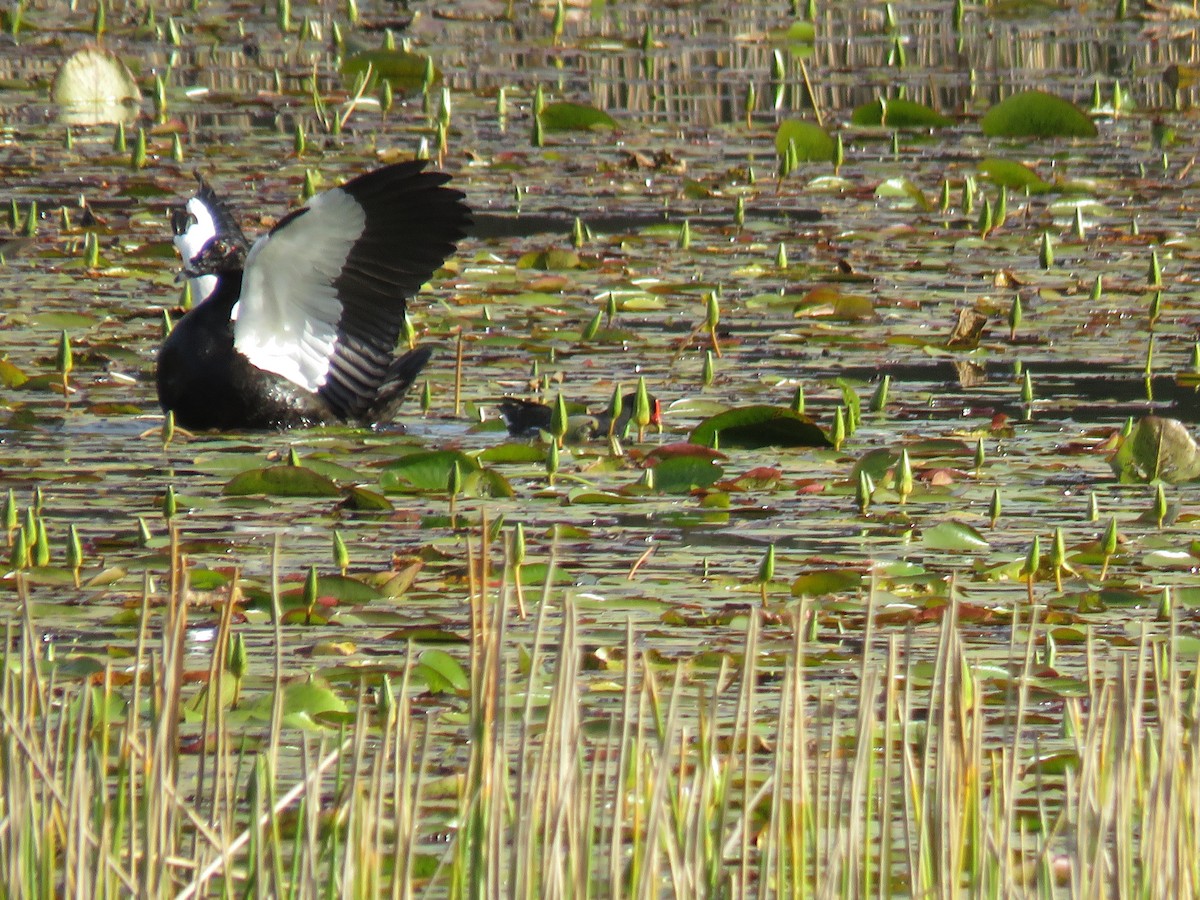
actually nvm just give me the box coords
[497,392,662,442]
[157,161,471,430]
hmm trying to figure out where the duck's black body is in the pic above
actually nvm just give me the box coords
[157,161,469,430]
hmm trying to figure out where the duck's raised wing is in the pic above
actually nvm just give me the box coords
[231,161,470,420]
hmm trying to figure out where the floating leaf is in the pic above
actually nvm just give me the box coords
[382,450,480,491]
[767,21,816,44]
[278,678,349,730]
[51,47,141,125]
[647,455,723,493]
[478,443,548,464]
[643,443,728,465]
[850,98,952,129]
[793,286,876,320]
[339,486,394,511]
[977,157,1053,193]
[791,568,863,597]
[341,49,435,89]
[285,574,381,605]
[539,102,618,132]
[1110,416,1200,484]
[223,465,341,497]
[690,406,830,450]
[415,649,469,694]
[980,90,1097,138]
[0,358,29,388]
[774,120,836,163]
[517,249,582,270]
[874,177,932,211]
[922,521,991,552]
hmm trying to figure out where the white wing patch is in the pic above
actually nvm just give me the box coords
[232,188,365,392]
[174,196,218,302]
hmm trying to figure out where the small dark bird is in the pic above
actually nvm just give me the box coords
[497,392,662,442]
[158,161,470,430]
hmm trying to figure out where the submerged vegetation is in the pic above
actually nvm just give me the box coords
[2,0,1200,895]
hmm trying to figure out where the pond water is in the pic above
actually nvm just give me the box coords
[2,0,1200,892]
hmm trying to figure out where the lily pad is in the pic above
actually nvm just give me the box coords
[1110,416,1200,484]
[539,102,618,132]
[774,120,836,163]
[51,46,141,125]
[415,649,469,694]
[690,406,831,450]
[647,455,723,493]
[791,568,863,597]
[0,358,28,388]
[980,90,1097,138]
[922,521,990,552]
[517,249,581,270]
[223,465,341,497]
[874,178,931,211]
[977,157,1053,193]
[850,98,952,129]
[381,450,513,498]
[341,49,435,90]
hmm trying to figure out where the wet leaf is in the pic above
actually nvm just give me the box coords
[922,521,990,551]
[980,89,1097,138]
[51,46,141,125]
[767,21,816,44]
[978,157,1053,193]
[690,406,831,450]
[1110,416,1200,484]
[793,286,876,320]
[850,98,952,129]
[647,455,723,493]
[415,649,469,694]
[381,450,480,492]
[341,49,435,89]
[874,177,932,211]
[517,249,582,270]
[339,486,394,511]
[539,102,618,131]
[277,678,350,730]
[774,120,836,163]
[479,443,547,464]
[223,465,341,497]
[791,568,864,597]
[0,358,29,388]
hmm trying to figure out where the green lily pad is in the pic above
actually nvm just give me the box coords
[977,157,1053,193]
[767,21,816,44]
[341,49,435,90]
[850,98,952,129]
[1110,415,1200,484]
[774,120,836,163]
[647,455,723,493]
[0,358,28,388]
[415,649,469,694]
[223,465,341,497]
[690,406,831,450]
[980,90,1097,138]
[382,449,481,491]
[517,249,582,270]
[539,102,618,132]
[381,450,513,498]
[791,568,863,597]
[875,177,932,211]
[922,520,990,552]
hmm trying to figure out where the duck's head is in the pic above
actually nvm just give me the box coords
[179,236,247,280]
